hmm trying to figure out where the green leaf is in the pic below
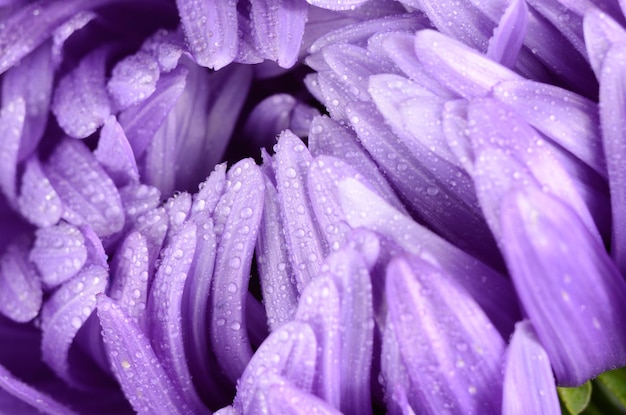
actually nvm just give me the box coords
[558,381,592,415]
[595,367,626,411]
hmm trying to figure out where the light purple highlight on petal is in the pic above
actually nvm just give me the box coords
[265,381,344,415]
[165,192,192,235]
[17,156,63,227]
[211,159,265,383]
[108,51,160,110]
[384,256,505,414]
[256,174,299,331]
[274,131,325,292]
[599,43,626,274]
[96,294,188,415]
[0,238,41,323]
[1,41,53,161]
[0,97,25,202]
[306,0,369,10]
[148,222,209,414]
[141,29,186,73]
[52,47,111,138]
[583,8,626,79]
[487,0,528,67]
[45,138,124,237]
[94,115,139,187]
[191,163,226,220]
[51,10,96,66]
[500,187,626,386]
[30,222,87,288]
[119,183,162,226]
[176,0,238,70]
[41,265,107,387]
[502,321,560,415]
[250,0,308,68]
[132,207,168,282]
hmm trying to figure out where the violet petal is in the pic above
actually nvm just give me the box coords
[17,156,63,227]
[0,238,42,323]
[93,115,140,187]
[190,162,226,220]
[108,51,160,110]
[486,0,528,67]
[0,97,25,202]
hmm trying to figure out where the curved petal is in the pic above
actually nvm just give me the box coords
[0,238,41,323]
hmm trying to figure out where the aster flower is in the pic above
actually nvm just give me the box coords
[2,0,626,414]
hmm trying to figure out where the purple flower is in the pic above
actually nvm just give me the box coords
[0,0,625,414]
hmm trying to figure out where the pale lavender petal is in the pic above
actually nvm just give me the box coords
[306,0,369,11]
[141,29,186,73]
[256,174,299,331]
[414,29,522,98]
[338,178,520,336]
[0,238,41,323]
[118,65,188,158]
[599,43,626,274]
[45,138,124,237]
[274,131,325,292]
[148,222,209,414]
[17,156,63,227]
[165,191,191,234]
[441,99,476,175]
[0,363,79,415]
[250,0,308,68]
[132,207,168,282]
[52,47,111,138]
[215,406,239,415]
[176,0,238,70]
[191,163,226,220]
[264,381,344,415]
[384,255,505,414]
[30,222,87,288]
[492,80,606,178]
[500,187,626,386]
[325,249,373,415]
[0,97,24,202]
[1,41,53,161]
[94,115,140,187]
[295,275,341,407]
[583,8,626,79]
[211,159,265,383]
[50,10,96,66]
[118,183,162,225]
[96,294,188,415]
[525,0,585,57]
[502,321,560,415]
[308,115,406,214]
[486,0,528,67]
[234,321,317,414]
[109,231,150,326]
[108,51,160,110]
[80,225,108,269]
[41,265,107,386]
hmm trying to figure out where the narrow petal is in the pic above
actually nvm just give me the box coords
[583,8,626,79]
[131,207,168,282]
[0,97,25,202]
[234,321,318,414]
[41,265,107,386]
[486,0,528,67]
[30,222,87,288]
[500,187,626,386]
[256,174,299,331]
[599,43,626,274]
[107,51,160,110]
[1,41,53,161]
[274,130,325,292]
[190,163,226,220]
[413,29,522,98]
[211,159,264,383]
[0,238,42,323]
[502,321,560,415]
[148,222,209,414]
[384,255,505,414]
[44,138,124,237]
[94,116,139,187]
[338,178,520,336]
[52,47,111,138]
[176,0,238,70]
[250,0,308,67]
[17,156,63,227]
[265,381,344,415]
[96,294,188,415]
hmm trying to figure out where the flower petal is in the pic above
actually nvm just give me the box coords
[306,0,369,11]
[45,138,124,237]
[384,255,505,414]
[108,51,160,110]
[486,0,528,67]
[191,162,226,220]
[274,130,325,292]
[338,177,520,336]
[93,115,139,187]
[96,294,188,415]
[0,97,24,202]
[500,187,626,386]
[176,0,238,70]
[30,222,87,289]
[41,265,108,386]
[52,47,111,138]
[0,238,41,323]
[583,8,626,79]
[211,159,265,383]
[502,320,560,415]
[17,156,63,227]
[256,174,299,331]
[264,381,344,415]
